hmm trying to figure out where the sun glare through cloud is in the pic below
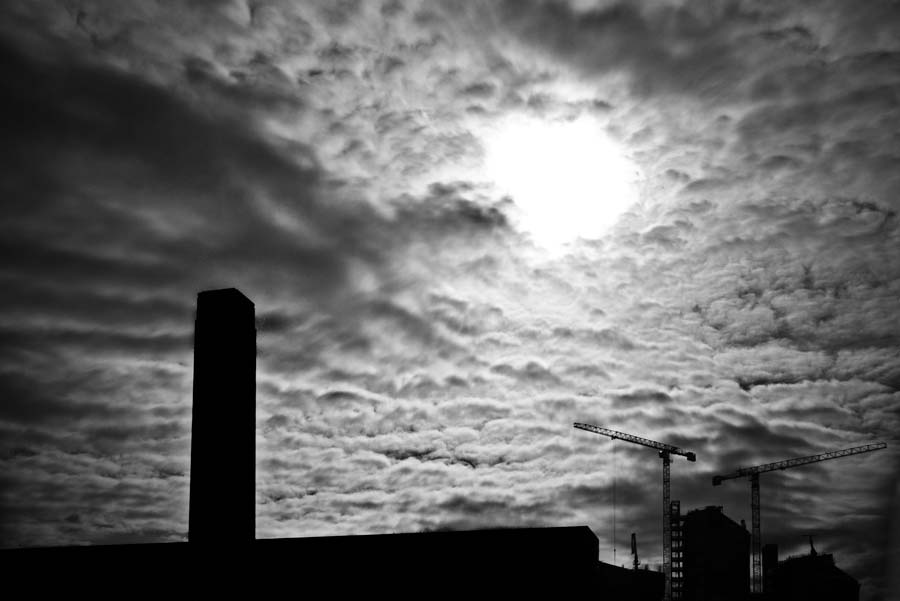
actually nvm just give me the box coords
[484,115,640,251]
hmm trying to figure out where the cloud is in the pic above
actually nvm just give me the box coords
[493,0,779,99]
[1,3,898,597]
[0,14,394,547]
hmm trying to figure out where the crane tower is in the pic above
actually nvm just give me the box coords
[712,442,887,594]
[574,423,696,601]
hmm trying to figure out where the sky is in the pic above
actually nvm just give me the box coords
[1,0,899,597]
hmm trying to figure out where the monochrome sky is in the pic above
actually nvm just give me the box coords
[1,1,898,597]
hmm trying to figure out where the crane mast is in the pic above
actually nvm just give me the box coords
[574,423,696,601]
[712,442,887,595]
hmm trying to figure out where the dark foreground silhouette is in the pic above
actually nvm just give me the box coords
[3,527,664,597]
[3,289,664,597]
[0,289,863,600]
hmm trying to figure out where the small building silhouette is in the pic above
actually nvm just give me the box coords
[681,505,750,601]
[763,542,778,593]
[594,561,665,600]
[767,543,860,601]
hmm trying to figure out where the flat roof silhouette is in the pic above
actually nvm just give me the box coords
[5,527,647,596]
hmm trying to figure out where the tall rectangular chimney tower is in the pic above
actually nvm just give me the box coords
[189,288,256,544]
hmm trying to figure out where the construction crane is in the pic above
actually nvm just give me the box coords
[574,423,696,601]
[713,442,887,594]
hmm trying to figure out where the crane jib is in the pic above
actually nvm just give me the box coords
[711,442,887,484]
[572,422,696,461]
[574,421,697,601]
[708,441,886,595]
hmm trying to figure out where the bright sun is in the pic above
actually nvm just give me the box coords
[484,115,640,250]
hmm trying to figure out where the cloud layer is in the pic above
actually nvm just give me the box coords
[1,1,898,598]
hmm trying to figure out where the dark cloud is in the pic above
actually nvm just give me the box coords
[0,372,133,425]
[0,34,379,306]
[490,360,562,387]
[496,0,772,99]
[610,389,673,405]
[0,19,391,548]
[461,81,496,99]
[551,326,640,351]
[565,478,651,511]
[182,54,304,115]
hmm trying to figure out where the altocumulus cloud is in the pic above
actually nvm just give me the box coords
[1,2,899,599]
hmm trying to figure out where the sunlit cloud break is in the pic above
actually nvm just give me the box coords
[484,114,641,250]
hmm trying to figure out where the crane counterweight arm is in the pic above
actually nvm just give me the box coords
[712,442,887,485]
[574,422,697,461]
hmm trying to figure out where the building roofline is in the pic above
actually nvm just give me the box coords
[197,288,254,306]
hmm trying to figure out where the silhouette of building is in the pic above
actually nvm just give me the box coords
[2,288,638,596]
[6,288,859,599]
[595,561,665,600]
[681,505,750,601]
[4,526,645,596]
[763,542,778,593]
[189,288,256,544]
[766,543,860,601]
